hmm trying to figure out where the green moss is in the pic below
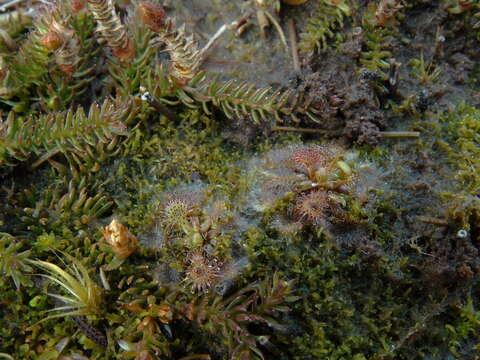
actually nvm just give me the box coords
[1,0,480,359]
[298,0,351,53]
[439,103,480,194]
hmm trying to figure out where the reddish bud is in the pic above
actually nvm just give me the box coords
[40,32,63,51]
[375,0,403,27]
[70,0,86,13]
[111,38,136,62]
[136,316,159,333]
[57,63,76,75]
[138,1,169,33]
[149,303,173,324]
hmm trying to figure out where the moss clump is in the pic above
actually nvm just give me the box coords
[439,103,480,195]
[298,0,352,53]
[1,0,480,359]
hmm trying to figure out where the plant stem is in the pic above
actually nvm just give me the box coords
[140,87,179,122]
[272,127,420,139]
[264,10,288,51]
[380,131,420,138]
[271,125,328,134]
[288,19,300,72]
[416,216,448,225]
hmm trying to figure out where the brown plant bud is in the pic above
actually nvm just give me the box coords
[111,37,136,63]
[102,219,139,259]
[71,0,87,13]
[57,63,76,75]
[149,303,173,324]
[135,350,154,360]
[375,0,403,27]
[138,1,169,33]
[180,302,195,321]
[46,21,82,75]
[136,315,160,333]
[41,32,63,51]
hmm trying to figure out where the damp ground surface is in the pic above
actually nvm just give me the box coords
[1,0,480,359]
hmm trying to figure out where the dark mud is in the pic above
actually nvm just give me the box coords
[1,0,480,359]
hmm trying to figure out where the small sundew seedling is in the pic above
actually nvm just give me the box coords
[252,143,357,232]
[155,188,236,294]
[183,249,224,294]
[161,191,201,232]
[158,189,231,249]
[293,190,331,226]
[280,144,353,191]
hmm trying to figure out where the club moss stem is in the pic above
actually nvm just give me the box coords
[380,131,420,138]
[271,125,328,134]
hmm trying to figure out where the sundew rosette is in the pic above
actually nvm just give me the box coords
[248,143,357,235]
